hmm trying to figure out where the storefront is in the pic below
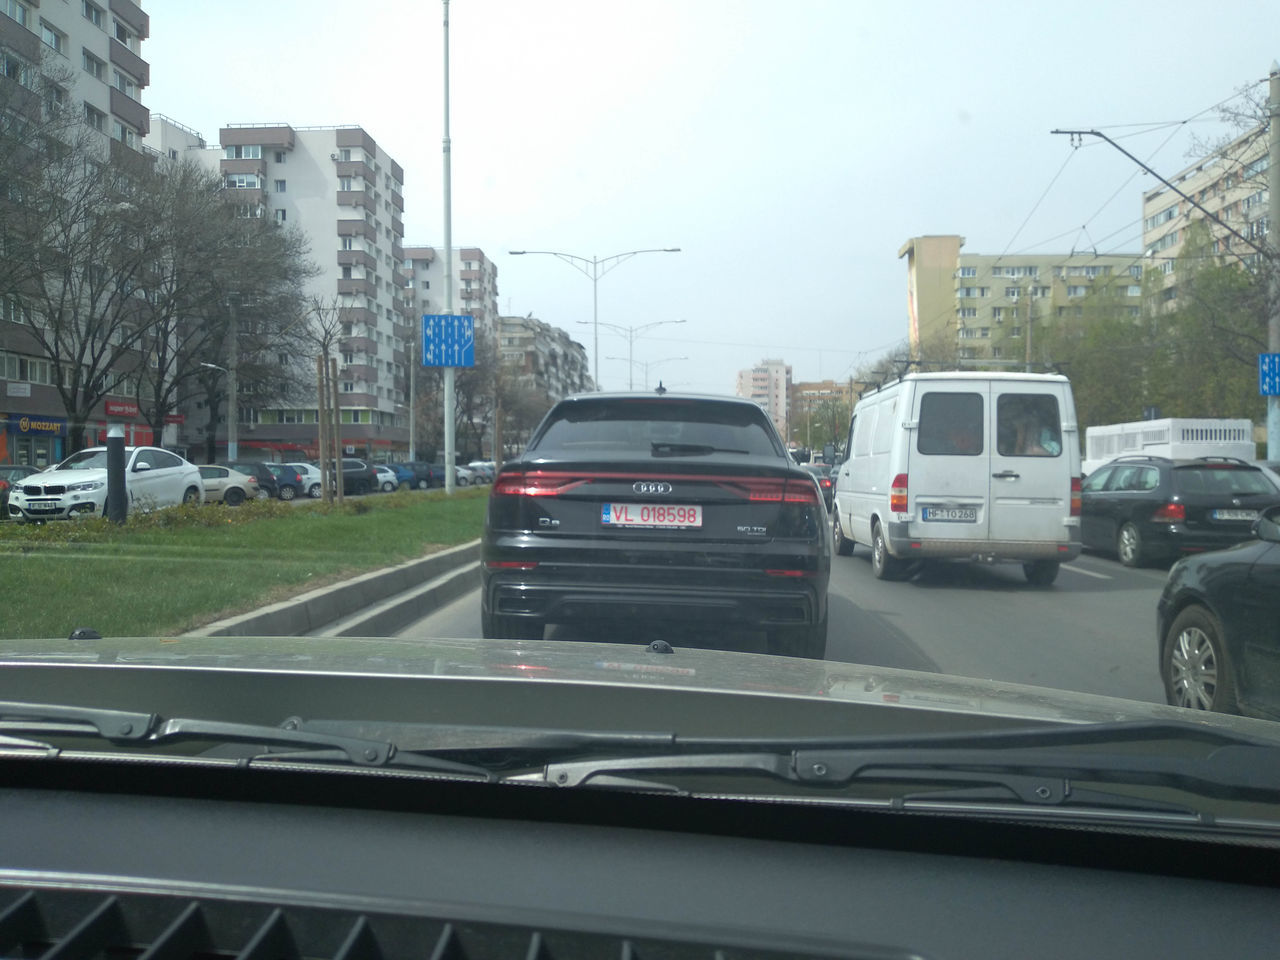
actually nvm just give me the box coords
[1,413,67,467]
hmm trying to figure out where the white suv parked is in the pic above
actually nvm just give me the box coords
[7,446,204,521]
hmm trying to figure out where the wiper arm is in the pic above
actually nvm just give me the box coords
[650,441,749,457]
[0,700,492,780]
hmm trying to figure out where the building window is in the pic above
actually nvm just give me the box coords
[1124,285,1142,297]
[224,144,261,160]
[82,1,103,27]
[1004,286,1021,299]
[1,50,27,87]
[113,19,135,49]
[958,307,977,319]
[992,347,1002,359]
[273,179,286,193]
[1129,265,1143,279]
[338,177,353,191]
[225,174,260,189]
[2,0,29,28]
[40,21,65,54]
[84,103,106,132]
[112,70,137,99]
[274,209,286,223]
[341,237,353,251]
[957,266,976,278]
[338,148,351,162]
[959,327,977,339]
[1066,285,1086,298]
[979,327,990,338]
[274,150,286,163]
[341,266,353,280]
[341,382,354,393]
[1160,260,1174,275]
[82,51,105,80]
[112,121,135,148]
[1010,326,1023,338]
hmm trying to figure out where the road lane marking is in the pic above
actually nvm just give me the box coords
[1061,563,1112,580]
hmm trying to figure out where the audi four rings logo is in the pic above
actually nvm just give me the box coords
[633,481,673,495]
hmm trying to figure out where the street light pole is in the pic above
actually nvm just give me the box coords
[226,299,238,460]
[509,248,680,390]
[606,354,688,391]
[585,318,686,389]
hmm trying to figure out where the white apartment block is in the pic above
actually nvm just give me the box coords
[1140,126,1269,308]
[735,359,791,440]
[402,246,500,338]
[498,315,591,401]
[199,124,411,459]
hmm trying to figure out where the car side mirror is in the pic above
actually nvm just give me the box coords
[1252,506,1280,544]
[132,461,152,472]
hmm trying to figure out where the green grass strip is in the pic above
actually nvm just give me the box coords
[0,488,489,640]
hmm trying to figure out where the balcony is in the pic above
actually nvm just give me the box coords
[220,157,266,177]
[340,337,378,354]
[337,190,376,213]
[337,250,377,272]
[390,190,404,212]
[459,269,481,281]
[341,364,378,382]
[338,278,376,298]
[391,216,403,238]
[0,16,39,61]
[335,127,377,155]
[224,187,264,206]
[337,307,376,326]
[109,38,150,88]
[221,124,295,150]
[337,219,376,243]
[334,159,375,183]
[109,0,150,38]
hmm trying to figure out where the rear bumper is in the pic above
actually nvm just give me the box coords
[1141,524,1257,557]
[884,521,1082,563]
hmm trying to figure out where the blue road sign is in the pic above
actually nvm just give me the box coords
[422,314,475,368]
[1260,353,1280,397]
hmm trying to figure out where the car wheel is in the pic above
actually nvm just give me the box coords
[182,486,200,505]
[767,610,828,660]
[278,484,296,501]
[223,487,246,507]
[416,479,429,490]
[832,508,854,556]
[1022,560,1060,586]
[1117,521,1145,567]
[382,480,397,492]
[1163,605,1237,713]
[256,488,270,500]
[870,520,907,581]
[308,483,321,498]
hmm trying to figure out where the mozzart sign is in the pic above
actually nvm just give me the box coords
[8,415,67,436]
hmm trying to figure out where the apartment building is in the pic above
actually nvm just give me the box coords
[1140,125,1270,306]
[735,359,791,440]
[174,124,411,461]
[497,315,591,401]
[899,236,1144,363]
[402,246,500,337]
[1,0,152,467]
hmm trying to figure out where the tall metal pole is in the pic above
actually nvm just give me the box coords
[441,0,456,494]
[409,332,416,463]
[1268,62,1280,459]
[227,299,238,460]
[592,257,599,391]
[331,356,344,506]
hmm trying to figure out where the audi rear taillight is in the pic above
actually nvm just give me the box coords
[718,478,820,503]
[890,473,908,513]
[492,471,588,497]
[1070,477,1082,517]
[1152,502,1186,522]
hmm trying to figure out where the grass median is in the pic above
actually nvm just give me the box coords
[0,488,489,640]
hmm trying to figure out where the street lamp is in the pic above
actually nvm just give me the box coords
[199,361,234,460]
[584,318,686,390]
[508,248,680,390]
[606,355,688,391]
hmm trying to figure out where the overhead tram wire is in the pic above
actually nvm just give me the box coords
[994,148,1077,264]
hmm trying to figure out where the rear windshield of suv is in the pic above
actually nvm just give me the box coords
[1173,466,1278,496]
[531,398,784,457]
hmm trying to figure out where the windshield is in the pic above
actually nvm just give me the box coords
[3,0,1280,840]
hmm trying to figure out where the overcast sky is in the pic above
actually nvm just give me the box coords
[147,1,1278,393]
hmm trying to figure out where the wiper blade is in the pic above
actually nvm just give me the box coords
[0,700,492,780]
[650,441,749,457]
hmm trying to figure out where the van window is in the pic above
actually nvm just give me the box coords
[917,393,983,456]
[844,415,856,460]
[997,394,1062,457]
[871,398,896,454]
[852,407,873,456]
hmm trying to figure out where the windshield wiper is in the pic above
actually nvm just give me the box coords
[524,720,1280,813]
[650,441,749,457]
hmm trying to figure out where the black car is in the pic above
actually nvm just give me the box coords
[334,458,379,495]
[1080,456,1280,566]
[481,391,831,658]
[800,462,834,511]
[1157,504,1280,717]
[222,461,279,500]
[264,463,305,501]
[0,464,41,516]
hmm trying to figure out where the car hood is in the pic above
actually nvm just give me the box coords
[14,468,108,486]
[1,633,1277,742]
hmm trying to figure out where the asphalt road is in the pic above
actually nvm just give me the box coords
[396,548,1170,707]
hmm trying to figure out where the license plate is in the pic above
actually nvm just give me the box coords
[602,503,702,528]
[27,501,56,512]
[1212,509,1257,521]
[921,506,977,522]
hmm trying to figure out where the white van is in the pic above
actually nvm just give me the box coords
[831,372,1082,585]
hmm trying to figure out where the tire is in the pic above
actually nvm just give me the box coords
[481,609,544,640]
[182,486,200,505]
[256,488,270,500]
[223,487,246,507]
[416,478,429,490]
[278,484,296,501]
[382,481,396,493]
[1022,560,1060,586]
[832,508,854,556]
[308,483,321,498]
[870,520,907,581]
[767,610,828,660]
[1117,521,1145,567]
[1163,605,1237,713]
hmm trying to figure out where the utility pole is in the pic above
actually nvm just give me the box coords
[1268,61,1280,459]
[226,298,238,460]
[441,0,456,494]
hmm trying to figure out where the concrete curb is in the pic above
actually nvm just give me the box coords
[187,539,480,637]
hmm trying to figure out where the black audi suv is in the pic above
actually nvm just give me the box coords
[481,392,831,658]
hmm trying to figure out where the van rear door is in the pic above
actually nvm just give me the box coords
[987,383,1072,544]
[908,386,992,543]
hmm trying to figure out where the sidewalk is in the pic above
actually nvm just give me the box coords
[186,539,481,638]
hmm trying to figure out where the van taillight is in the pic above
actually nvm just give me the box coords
[890,473,908,513]
[1070,477,1082,517]
[1152,502,1185,522]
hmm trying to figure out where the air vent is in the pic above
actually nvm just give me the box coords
[0,885,888,960]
